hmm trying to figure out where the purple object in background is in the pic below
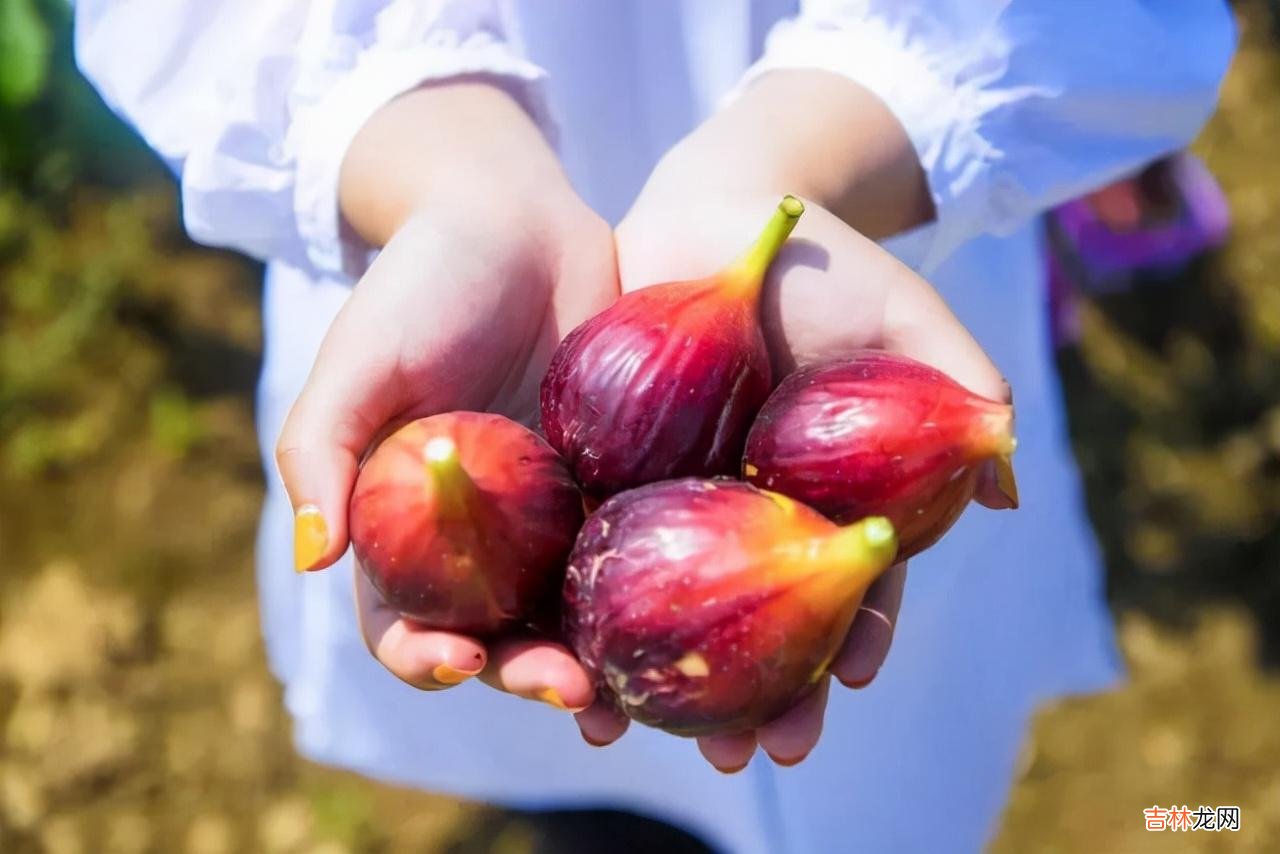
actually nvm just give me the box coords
[1045,152,1231,348]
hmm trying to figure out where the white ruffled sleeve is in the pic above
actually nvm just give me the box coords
[740,0,1236,272]
[75,0,550,278]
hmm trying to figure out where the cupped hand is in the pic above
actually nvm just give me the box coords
[275,84,618,711]
[575,183,1013,769]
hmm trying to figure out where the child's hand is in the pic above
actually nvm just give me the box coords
[576,170,1012,768]
[615,189,1008,395]
[275,82,616,710]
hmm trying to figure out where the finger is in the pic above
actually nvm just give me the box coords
[757,676,831,767]
[974,455,1020,510]
[697,730,758,775]
[355,564,486,689]
[479,636,595,713]
[575,699,631,747]
[754,207,1008,405]
[275,232,458,574]
[831,562,907,688]
[880,265,1010,404]
[276,300,407,573]
[801,219,1008,402]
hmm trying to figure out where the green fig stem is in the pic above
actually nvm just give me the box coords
[977,405,1017,458]
[768,514,897,607]
[815,516,899,583]
[422,437,477,517]
[725,195,805,298]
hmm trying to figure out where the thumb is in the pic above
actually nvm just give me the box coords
[275,308,403,573]
[881,270,1009,404]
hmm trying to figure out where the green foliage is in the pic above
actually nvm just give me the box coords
[0,0,51,106]
[306,780,379,849]
[0,0,155,196]
[0,181,259,481]
[148,385,205,457]
[0,6,259,480]
[0,188,146,476]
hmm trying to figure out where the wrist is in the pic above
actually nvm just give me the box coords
[339,78,570,247]
[648,70,934,239]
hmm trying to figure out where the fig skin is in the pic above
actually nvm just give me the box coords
[743,351,1016,560]
[540,197,804,498]
[562,478,897,737]
[349,412,585,634]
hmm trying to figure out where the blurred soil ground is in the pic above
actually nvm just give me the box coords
[1,2,1279,852]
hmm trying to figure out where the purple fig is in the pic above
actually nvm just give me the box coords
[541,197,805,497]
[563,478,897,736]
[743,351,1017,559]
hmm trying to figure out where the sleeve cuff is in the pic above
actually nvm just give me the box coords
[288,40,552,279]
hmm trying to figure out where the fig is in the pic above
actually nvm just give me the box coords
[541,196,804,497]
[563,478,897,736]
[743,351,1017,560]
[349,412,584,634]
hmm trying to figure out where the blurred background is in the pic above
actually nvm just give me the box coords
[1,1,1279,852]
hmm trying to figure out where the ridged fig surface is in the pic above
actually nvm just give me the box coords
[563,478,896,736]
[540,283,771,497]
[540,196,804,498]
[743,351,1015,559]
[349,412,584,633]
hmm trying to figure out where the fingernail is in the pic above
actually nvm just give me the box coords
[767,752,808,768]
[994,454,1019,509]
[293,504,328,572]
[535,688,588,713]
[716,761,750,775]
[582,734,611,748]
[839,671,877,690]
[432,664,480,686]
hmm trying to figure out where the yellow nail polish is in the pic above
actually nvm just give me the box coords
[432,664,477,686]
[994,453,1020,509]
[294,504,328,572]
[535,688,585,713]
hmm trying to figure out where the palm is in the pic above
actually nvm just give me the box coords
[616,194,996,388]
[287,198,617,707]
[333,209,616,432]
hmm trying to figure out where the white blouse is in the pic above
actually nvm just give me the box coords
[77,0,1233,276]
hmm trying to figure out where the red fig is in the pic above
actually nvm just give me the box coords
[541,196,805,497]
[349,412,584,634]
[563,478,897,736]
[743,351,1017,560]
